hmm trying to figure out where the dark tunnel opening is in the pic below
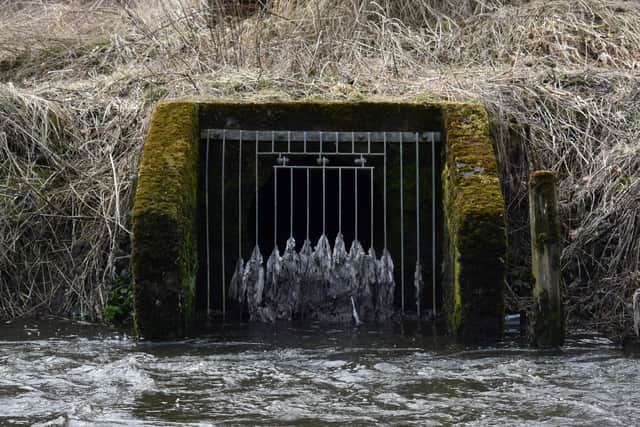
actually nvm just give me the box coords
[255,156,382,255]
[196,132,442,319]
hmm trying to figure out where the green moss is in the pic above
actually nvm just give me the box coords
[413,92,447,103]
[441,103,507,339]
[131,101,199,339]
[104,275,134,327]
[449,256,463,331]
[530,169,557,183]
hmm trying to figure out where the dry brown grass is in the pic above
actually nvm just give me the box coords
[0,0,638,338]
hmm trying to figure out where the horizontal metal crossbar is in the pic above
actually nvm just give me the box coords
[261,151,385,157]
[273,165,374,170]
[202,129,441,143]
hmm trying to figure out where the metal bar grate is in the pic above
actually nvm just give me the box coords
[203,128,440,319]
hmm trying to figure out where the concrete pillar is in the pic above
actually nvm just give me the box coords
[442,104,507,339]
[528,170,564,347]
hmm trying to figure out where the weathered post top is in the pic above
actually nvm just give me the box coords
[528,170,564,347]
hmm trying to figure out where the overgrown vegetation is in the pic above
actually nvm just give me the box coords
[0,0,638,338]
[103,275,134,327]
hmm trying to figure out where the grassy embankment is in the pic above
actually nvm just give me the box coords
[0,0,638,338]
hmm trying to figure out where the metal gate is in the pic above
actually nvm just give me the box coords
[201,128,440,320]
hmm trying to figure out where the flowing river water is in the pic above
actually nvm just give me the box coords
[0,318,638,426]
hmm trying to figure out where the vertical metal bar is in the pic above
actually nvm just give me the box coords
[271,131,275,153]
[205,131,211,316]
[306,168,309,240]
[400,133,405,315]
[304,131,307,154]
[415,133,420,260]
[239,131,242,259]
[355,168,358,241]
[321,132,326,235]
[432,133,437,318]
[274,166,278,248]
[367,131,371,154]
[290,168,293,238]
[322,165,326,235]
[370,168,374,249]
[287,130,291,154]
[221,130,226,318]
[335,131,339,154]
[383,133,387,249]
[255,133,258,246]
[339,168,342,233]
[351,131,355,153]
[415,133,420,317]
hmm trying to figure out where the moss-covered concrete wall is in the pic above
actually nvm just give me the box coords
[132,102,199,339]
[132,99,506,339]
[442,103,507,339]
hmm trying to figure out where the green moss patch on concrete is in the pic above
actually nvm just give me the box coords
[131,101,199,339]
[441,103,507,339]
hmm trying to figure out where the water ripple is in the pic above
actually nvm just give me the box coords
[0,320,638,425]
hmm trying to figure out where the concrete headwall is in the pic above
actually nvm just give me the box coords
[442,104,507,338]
[131,102,199,339]
[131,100,506,339]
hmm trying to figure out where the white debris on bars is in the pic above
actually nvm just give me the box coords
[243,245,266,321]
[414,262,424,317]
[229,235,396,323]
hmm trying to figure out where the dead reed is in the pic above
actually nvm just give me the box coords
[0,0,638,337]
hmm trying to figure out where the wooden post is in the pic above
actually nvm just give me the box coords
[528,170,564,347]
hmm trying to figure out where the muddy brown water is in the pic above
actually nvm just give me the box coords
[0,318,638,426]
